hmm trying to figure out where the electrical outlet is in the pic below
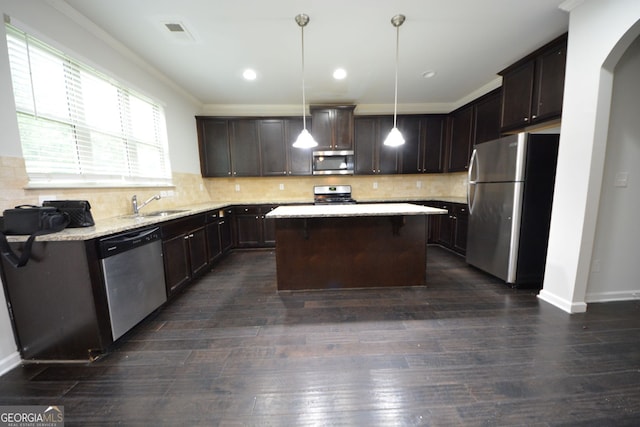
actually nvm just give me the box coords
[373,182,378,189]
[279,183,285,190]
[416,181,422,189]
[235,184,240,192]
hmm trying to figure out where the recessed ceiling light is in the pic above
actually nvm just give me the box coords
[422,70,437,79]
[333,68,347,80]
[243,69,257,81]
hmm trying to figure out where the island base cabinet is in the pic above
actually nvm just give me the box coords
[273,216,427,291]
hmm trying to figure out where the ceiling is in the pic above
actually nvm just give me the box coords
[61,0,569,112]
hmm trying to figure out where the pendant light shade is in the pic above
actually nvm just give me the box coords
[293,13,317,149]
[383,14,406,147]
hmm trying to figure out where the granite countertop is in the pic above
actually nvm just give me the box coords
[3,197,462,242]
[4,202,233,243]
[266,203,448,219]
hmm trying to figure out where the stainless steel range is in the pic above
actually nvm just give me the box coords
[313,185,357,204]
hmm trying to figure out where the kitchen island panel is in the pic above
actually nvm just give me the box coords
[274,215,427,291]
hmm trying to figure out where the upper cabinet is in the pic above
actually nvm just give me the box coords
[446,88,502,172]
[499,33,567,132]
[354,116,398,175]
[310,105,356,150]
[473,88,502,144]
[196,118,232,177]
[398,115,446,174]
[447,104,474,172]
[196,116,312,177]
[230,119,261,177]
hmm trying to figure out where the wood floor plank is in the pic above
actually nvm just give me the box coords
[1,247,639,425]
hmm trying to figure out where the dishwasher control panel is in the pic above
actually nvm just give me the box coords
[98,227,161,259]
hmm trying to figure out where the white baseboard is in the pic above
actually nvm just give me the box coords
[537,289,588,313]
[0,351,21,377]
[586,289,640,303]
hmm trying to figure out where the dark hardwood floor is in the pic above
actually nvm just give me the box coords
[1,246,640,426]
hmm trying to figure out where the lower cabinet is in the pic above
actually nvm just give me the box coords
[233,205,277,248]
[423,201,468,255]
[219,208,233,252]
[161,214,208,298]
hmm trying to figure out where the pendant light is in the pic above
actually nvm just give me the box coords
[383,14,406,147]
[292,13,318,149]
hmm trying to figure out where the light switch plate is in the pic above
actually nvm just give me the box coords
[614,172,629,187]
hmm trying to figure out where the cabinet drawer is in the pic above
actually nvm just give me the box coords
[161,214,206,239]
[233,206,260,215]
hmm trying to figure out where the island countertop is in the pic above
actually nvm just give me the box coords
[266,203,447,219]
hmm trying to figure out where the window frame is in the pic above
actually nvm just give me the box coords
[5,23,173,189]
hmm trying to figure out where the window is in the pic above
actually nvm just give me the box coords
[5,24,172,187]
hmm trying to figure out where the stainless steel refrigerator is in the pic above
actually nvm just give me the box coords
[466,132,559,287]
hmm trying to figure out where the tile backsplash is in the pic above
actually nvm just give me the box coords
[1,154,467,220]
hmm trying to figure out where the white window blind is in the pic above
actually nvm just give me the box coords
[5,24,172,187]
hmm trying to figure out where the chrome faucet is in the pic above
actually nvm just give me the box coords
[131,194,161,215]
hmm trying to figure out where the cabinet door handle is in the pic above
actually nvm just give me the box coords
[189,233,194,238]
[524,117,529,122]
[532,114,537,119]
[184,235,189,240]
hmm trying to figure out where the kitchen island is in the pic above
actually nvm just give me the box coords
[266,203,447,291]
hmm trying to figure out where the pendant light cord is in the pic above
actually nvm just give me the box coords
[392,23,400,128]
[300,24,307,130]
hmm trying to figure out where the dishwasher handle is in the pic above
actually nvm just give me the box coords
[99,227,161,258]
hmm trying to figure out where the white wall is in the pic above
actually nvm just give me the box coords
[0,0,203,373]
[539,0,640,313]
[586,34,640,302]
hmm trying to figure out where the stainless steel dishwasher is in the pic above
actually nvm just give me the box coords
[98,227,167,340]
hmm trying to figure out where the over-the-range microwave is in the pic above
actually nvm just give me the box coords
[312,150,354,175]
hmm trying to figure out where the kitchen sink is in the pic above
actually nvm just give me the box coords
[119,209,189,219]
[143,209,189,217]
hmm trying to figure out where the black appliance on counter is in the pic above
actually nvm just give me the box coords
[313,185,357,204]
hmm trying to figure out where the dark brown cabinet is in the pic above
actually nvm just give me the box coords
[286,118,313,175]
[205,210,223,264]
[398,115,446,174]
[196,118,231,177]
[310,105,355,150]
[161,215,208,297]
[447,105,474,172]
[260,118,313,176]
[219,208,233,253]
[446,88,502,172]
[230,119,261,176]
[354,116,399,175]
[196,117,312,177]
[451,204,468,254]
[259,119,287,176]
[423,201,468,255]
[499,33,567,132]
[233,205,277,248]
[473,88,502,145]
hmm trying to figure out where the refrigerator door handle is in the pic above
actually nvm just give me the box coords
[468,147,478,184]
[468,148,478,214]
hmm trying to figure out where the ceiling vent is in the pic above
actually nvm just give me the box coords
[164,23,185,33]
[159,20,197,43]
